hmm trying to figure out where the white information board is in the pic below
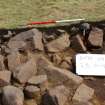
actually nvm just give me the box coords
[76,54,105,76]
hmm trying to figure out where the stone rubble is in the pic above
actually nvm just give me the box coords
[0,25,103,105]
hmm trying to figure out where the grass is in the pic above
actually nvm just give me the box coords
[0,0,105,28]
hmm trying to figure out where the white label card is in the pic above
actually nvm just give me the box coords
[76,54,105,76]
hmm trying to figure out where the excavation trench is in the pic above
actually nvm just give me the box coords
[0,20,105,105]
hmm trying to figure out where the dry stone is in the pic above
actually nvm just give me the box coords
[40,65,83,86]
[73,84,94,103]
[27,75,48,91]
[24,85,40,99]
[36,55,53,75]
[46,33,70,52]
[13,58,37,84]
[2,85,24,105]
[32,30,44,51]
[49,85,70,105]
[10,29,40,41]
[8,51,23,71]
[70,35,87,52]
[89,27,103,47]
[0,70,11,86]
[8,40,26,50]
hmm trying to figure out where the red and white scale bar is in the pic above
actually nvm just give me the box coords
[27,18,85,25]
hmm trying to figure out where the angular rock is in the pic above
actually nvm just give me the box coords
[8,40,26,50]
[24,99,37,105]
[46,33,70,52]
[88,27,103,47]
[49,85,70,105]
[71,35,87,52]
[41,85,70,105]
[8,51,22,71]
[32,30,44,51]
[0,70,11,86]
[0,55,5,70]
[40,65,83,87]
[13,58,37,84]
[27,75,48,91]
[2,85,24,105]
[36,55,53,75]
[24,85,40,99]
[73,84,94,103]
[11,29,40,41]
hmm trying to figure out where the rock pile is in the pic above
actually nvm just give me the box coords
[0,23,104,105]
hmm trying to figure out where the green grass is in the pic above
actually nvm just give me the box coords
[0,0,105,28]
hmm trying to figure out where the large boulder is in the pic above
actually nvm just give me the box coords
[10,29,39,41]
[0,70,11,86]
[8,29,43,51]
[13,58,37,84]
[2,85,24,105]
[37,64,83,99]
[46,33,70,52]
[39,65,83,86]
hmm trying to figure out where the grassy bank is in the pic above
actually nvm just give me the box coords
[0,0,105,28]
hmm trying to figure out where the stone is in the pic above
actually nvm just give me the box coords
[7,51,22,71]
[41,89,59,105]
[10,29,40,41]
[0,55,5,70]
[13,58,37,84]
[27,75,48,91]
[32,30,44,51]
[71,35,87,52]
[8,40,26,50]
[49,85,70,105]
[46,33,70,52]
[36,55,53,75]
[24,99,37,105]
[24,85,40,99]
[73,84,94,103]
[0,70,11,87]
[2,85,24,105]
[41,65,83,87]
[88,27,103,47]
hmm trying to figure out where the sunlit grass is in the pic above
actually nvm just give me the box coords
[0,0,105,28]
